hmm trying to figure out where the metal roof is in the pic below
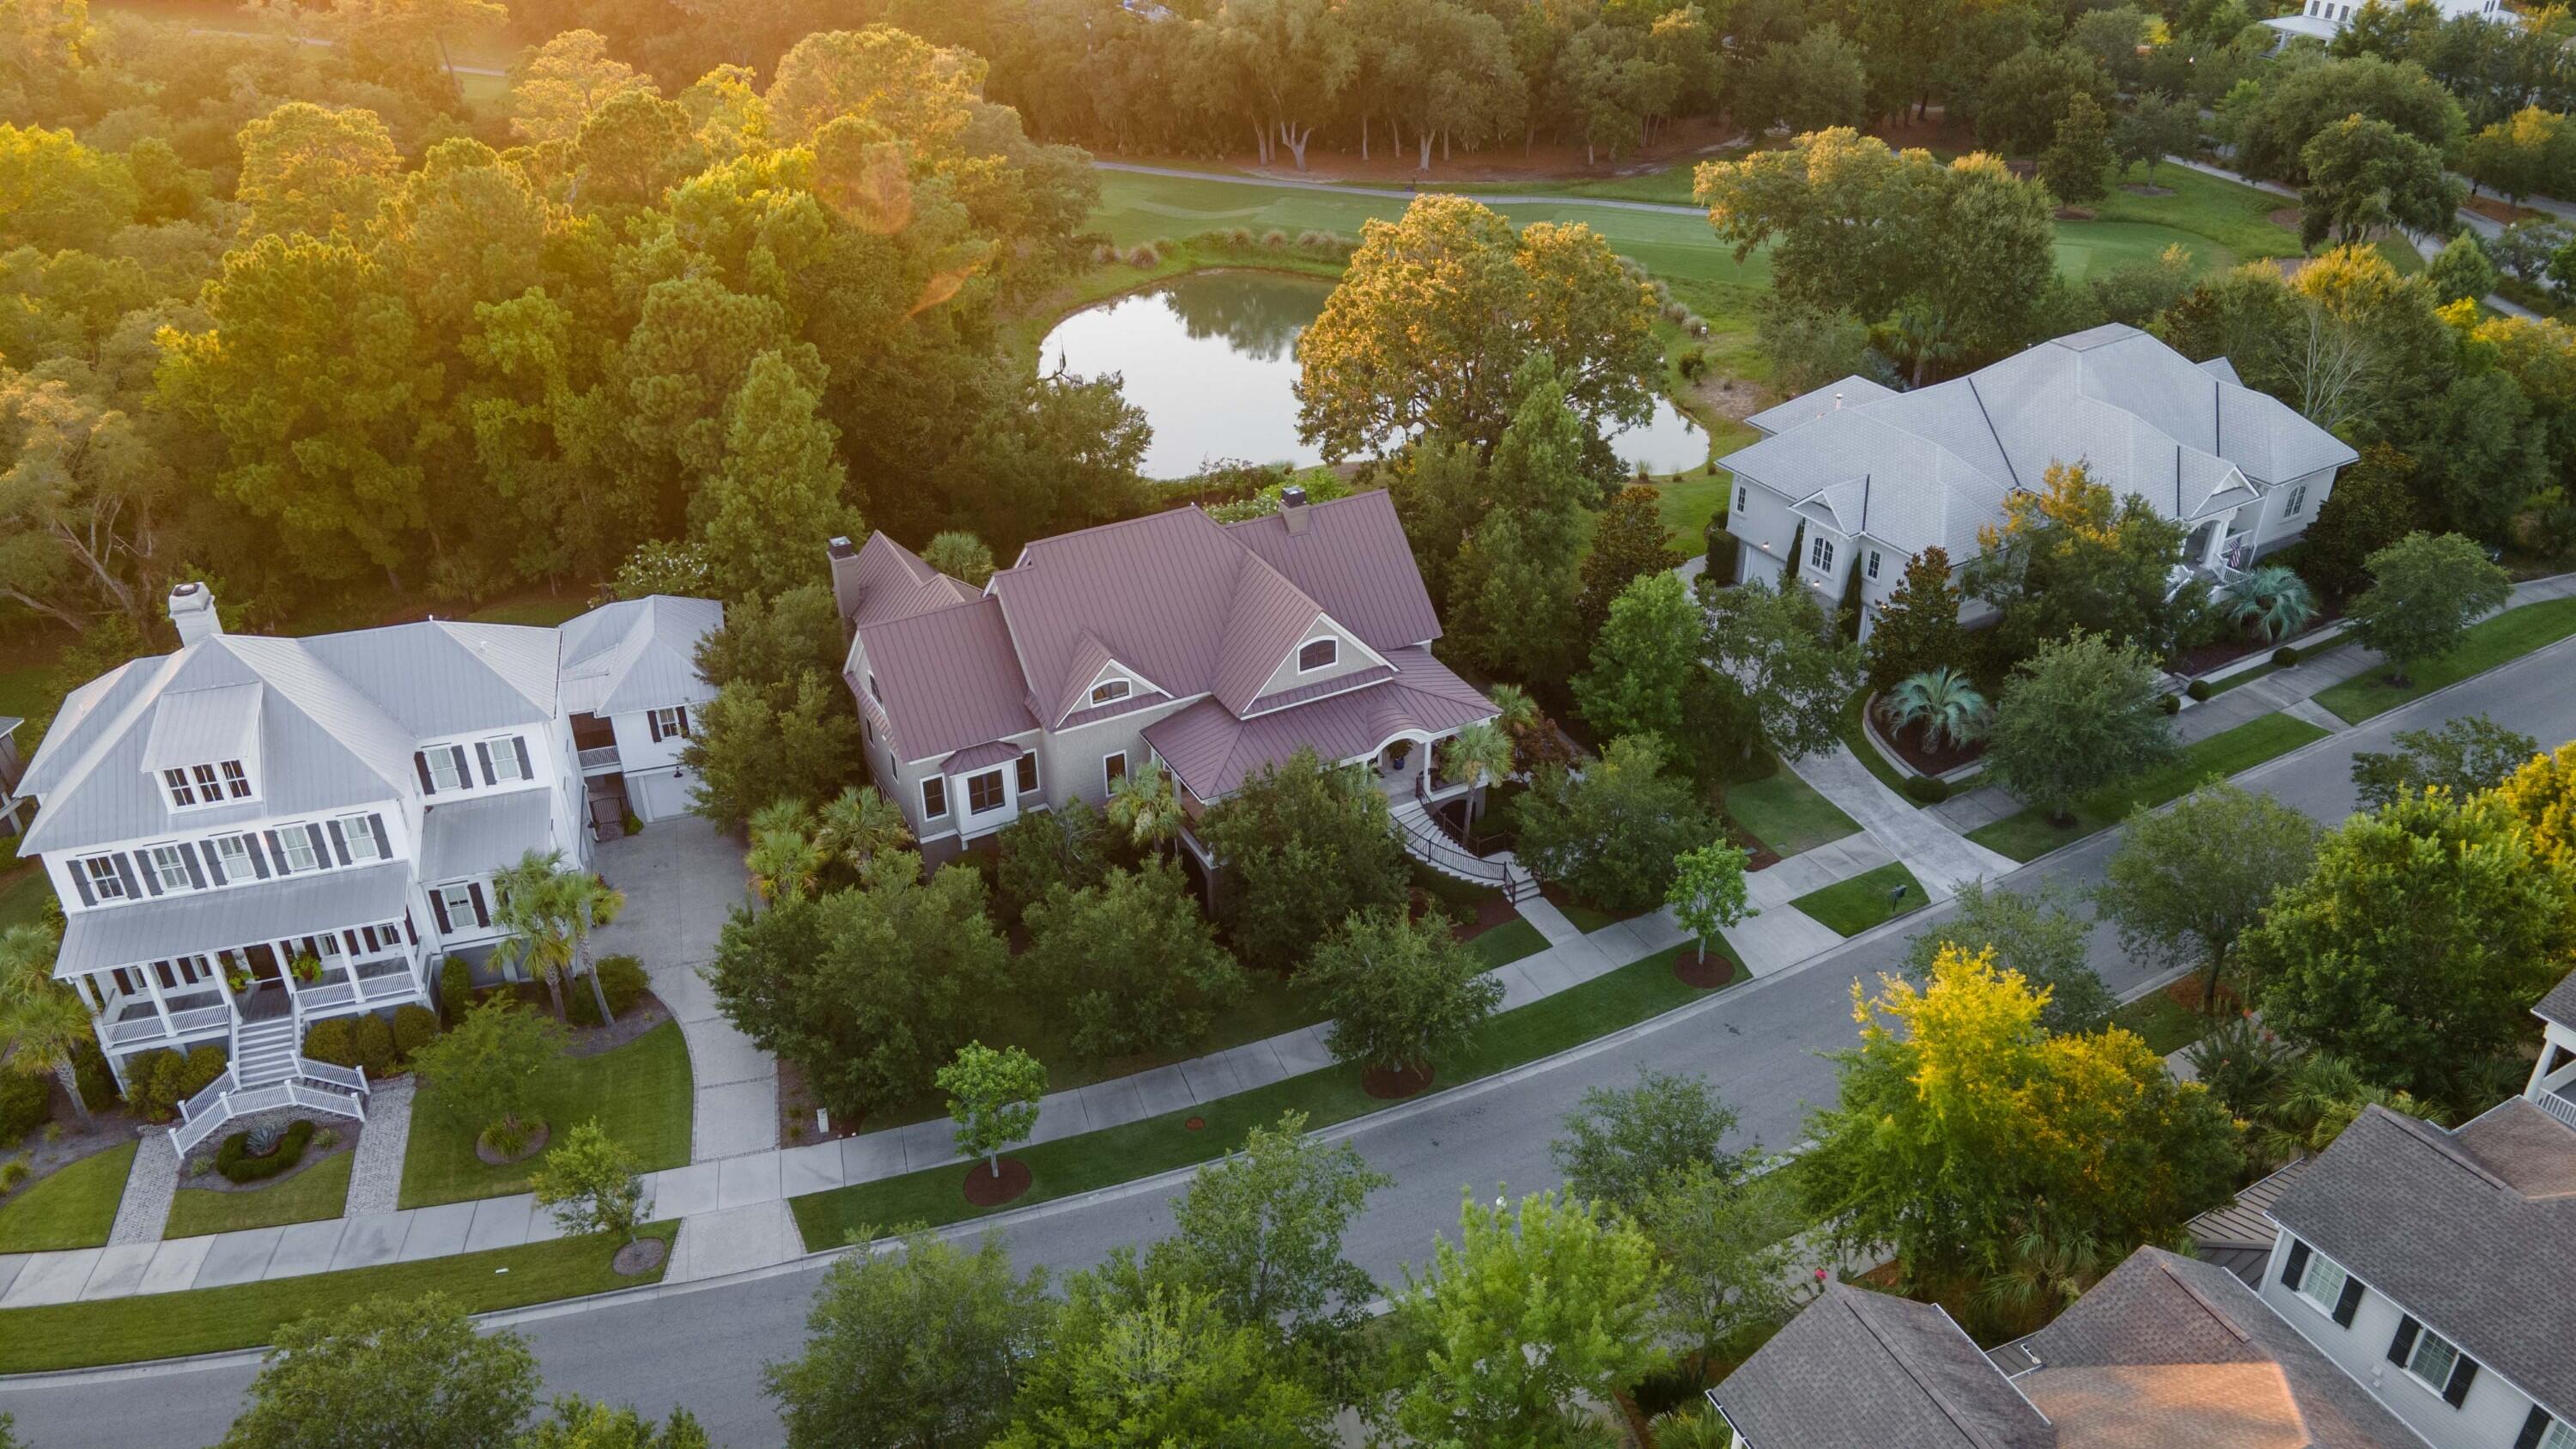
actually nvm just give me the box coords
[938,740,1024,774]
[420,789,556,881]
[557,595,723,717]
[54,862,416,977]
[1144,647,1495,801]
[139,684,260,774]
[848,596,1041,765]
[835,533,980,630]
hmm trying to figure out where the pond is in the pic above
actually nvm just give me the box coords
[1037,270,1710,480]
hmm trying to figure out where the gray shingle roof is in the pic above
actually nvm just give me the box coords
[420,790,556,882]
[2268,1101,2576,1417]
[1723,325,2357,563]
[2537,965,2576,1031]
[53,862,416,977]
[2002,1248,2418,1449]
[557,596,723,717]
[1712,1283,2056,1449]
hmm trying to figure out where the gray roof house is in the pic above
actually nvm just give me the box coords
[1722,324,2358,641]
[13,584,719,1155]
[1708,1282,2056,1449]
[830,489,1504,884]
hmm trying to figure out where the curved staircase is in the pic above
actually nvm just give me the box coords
[1392,798,1539,904]
[169,1014,369,1159]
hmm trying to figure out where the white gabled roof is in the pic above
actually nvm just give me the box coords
[1723,325,2358,561]
[557,596,723,718]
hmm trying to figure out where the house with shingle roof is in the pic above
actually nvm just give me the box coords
[829,489,1500,878]
[1722,324,2357,641]
[12,582,720,1154]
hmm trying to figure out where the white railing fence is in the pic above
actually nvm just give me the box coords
[2537,1090,2576,1132]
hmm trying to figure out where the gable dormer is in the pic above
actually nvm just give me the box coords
[1248,613,1392,708]
[1050,632,1168,727]
[142,681,263,811]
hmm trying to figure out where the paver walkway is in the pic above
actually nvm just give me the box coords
[0,824,1902,1308]
[343,1080,412,1217]
[106,1130,176,1247]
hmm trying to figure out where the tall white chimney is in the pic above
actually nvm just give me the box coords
[168,581,222,647]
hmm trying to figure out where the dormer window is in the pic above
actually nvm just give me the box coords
[1091,679,1132,705]
[423,746,466,794]
[163,760,251,808]
[1297,638,1338,673]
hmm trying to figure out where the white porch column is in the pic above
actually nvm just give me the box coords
[136,961,174,1037]
[207,952,236,1011]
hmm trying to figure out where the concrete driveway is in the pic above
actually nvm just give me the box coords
[592,824,775,1165]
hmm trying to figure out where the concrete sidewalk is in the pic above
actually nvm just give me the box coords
[1786,745,2018,897]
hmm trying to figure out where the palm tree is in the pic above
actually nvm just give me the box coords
[489,851,629,1023]
[1106,768,1183,855]
[1978,1218,2108,1321]
[1883,667,1990,750]
[2223,563,2318,642]
[814,785,911,874]
[1487,683,1539,738]
[745,825,824,905]
[1443,720,1516,834]
[2257,1052,2449,1165]
[1,922,92,1120]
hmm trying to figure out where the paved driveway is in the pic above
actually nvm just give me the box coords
[592,824,775,1164]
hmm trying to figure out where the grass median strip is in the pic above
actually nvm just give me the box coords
[1966,712,2331,863]
[2312,597,2576,724]
[0,1221,677,1374]
[791,941,1747,1251]
[1789,862,1928,938]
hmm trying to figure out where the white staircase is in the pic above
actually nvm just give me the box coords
[169,1013,370,1159]
[1394,799,1539,904]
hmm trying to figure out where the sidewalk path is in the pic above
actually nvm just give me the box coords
[343,1081,412,1218]
[0,824,1898,1309]
[1785,745,2018,897]
[105,1132,175,1247]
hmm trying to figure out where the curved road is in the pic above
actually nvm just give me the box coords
[1094,160,1708,216]
[10,637,2576,1447]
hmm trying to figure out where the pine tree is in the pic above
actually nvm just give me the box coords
[692,350,861,602]
[2040,93,2117,205]
[1863,547,1966,695]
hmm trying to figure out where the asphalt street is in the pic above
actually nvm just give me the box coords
[8,636,2572,1448]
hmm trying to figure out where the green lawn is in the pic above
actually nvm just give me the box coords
[2312,597,2576,724]
[0,1220,677,1373]
[164,1153,352,1239]
[1966,712,2331,862]
[0,1142,137,1253]
[1467,916,1550,969]
[1789,862,1929,937]
[1652,447,1753,552]
[792,937,1743,1250]
[1837,691,1917,799]
[1723,770,1862,858]
[399,1022,693,1209]
[2111,991,2220,1056]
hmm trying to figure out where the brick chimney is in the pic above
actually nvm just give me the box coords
[827,536,864,631]
[167,581,222,647]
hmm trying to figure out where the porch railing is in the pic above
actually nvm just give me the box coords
[103,1002,232,1046]
[2538,1089,2576,1132]
[170,1069,368,1160]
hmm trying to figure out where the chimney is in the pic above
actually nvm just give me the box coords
[167,581,222,647]
[1279,484,1310,536]
[827,536,864,630]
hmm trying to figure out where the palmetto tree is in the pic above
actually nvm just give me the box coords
[744,799,822,905]
[2223,564,2318,642]
[490,851,629,1023]
[814,785,911,874]
[1106,767,1183,855]
[2,922,93,1119]
[1884,667,1990,750]
[1442,720,1516,833]
[1487,683,1539,737]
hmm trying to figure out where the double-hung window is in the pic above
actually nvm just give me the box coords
[212,833,259,880]
[650,706,690,740]
[1104,752,1128,789]
[82,855,127,900]
[220,760,252,798]
[1866,550,1882,581]
[2294,1252,2348,1314]
[921,776,949,819]
[337,813,382,862]
[2400,1324,2463,1394]
[1809,535,1835,572]
[1735,484,1747,512]
[424,747,466,793]
[2538,1416,2576,1449]
[1016,752,1039,794]
[485,736,527,782]
[966,769,1006,815]
[2286,484,2309,516]
[277,827,320,875]
[147,844,194,892]
[436,883,478,925]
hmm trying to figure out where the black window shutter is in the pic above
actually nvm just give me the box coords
[181,843,207,890]
[416,751,437,795]
[70,861,94,907]
[263,830,289,874]
[513,737,532,777]
[304,823,329,867]
[476,741,496,785]
[112,852,140,899]
[2331,1276,2364,1326]
[247,837,270,879]
[2443,1356,2478,1408]
[2387,1317,2421,1367]
[327,819,350,866]
[468,882,490,928]
[199,841,225,886]
[343,929,361,956]
[449,745,471,785]
[647,710,663,743]
[430,892,453,933]
[369,815,391,858]
[674,706,689,737]
[135,852,161,896]
[2514,1408,2553,1449]
[404,910,417,944]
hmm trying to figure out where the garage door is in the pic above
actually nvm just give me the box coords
[628,770,693,823]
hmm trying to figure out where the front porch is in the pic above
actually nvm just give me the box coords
[78,927,428,1084]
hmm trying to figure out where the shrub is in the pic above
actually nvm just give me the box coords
[1902,774,1952,805]
[1226,225,1254,246]
[178,1044,228,1102]
[1663,300,1690,322]
[0,1156,28,1194]
[392,1005,439,1063]
[0,1073,47,1146]
[1261,228,1289,248]
[1090,241,1116,266]
[215,1118,316,1183]
[440,957,471,1023]
[567,956,653,1027]
[352,1014,397,1077]
[125,1049,183,1122]
[2159,691,2183,715]
[73,1038,118,1112]
[2186,678,2214,702]
[2273,644,2300,667]
[1676,347,1709,380]
[1124,242,1159,267]
[1685,314,1709,337]
[301,1017,357,1068]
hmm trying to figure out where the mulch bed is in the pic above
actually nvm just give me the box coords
[2171,612,2342,679]
[554,989,674,1059]
[475,1120,550,1166]
[613,1237,669,1276]
[181,1113,358,1190]
[1362,1062,1434,1099]
[1452,894,1521,942]
[4,1095,141,1196]
[776,1056,862,1147]
[962,1157,1033,1206]
[2123,183,2175,196]
[2165,974,2241,1015]
[1671,947,1738,990]
[1723,820,1781,874]
[1865,699,1986,776]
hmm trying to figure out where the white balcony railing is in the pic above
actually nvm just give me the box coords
[578,745,622,775]
[2537,1090,2576,1132]
[296,980,358,1011]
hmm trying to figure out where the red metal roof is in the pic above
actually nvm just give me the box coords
[1143,647,1495,800]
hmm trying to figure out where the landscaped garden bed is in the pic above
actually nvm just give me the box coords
[398,1018,692,1209]
[167,1116,358,1239]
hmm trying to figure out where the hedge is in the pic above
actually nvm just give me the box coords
[352,1014,396,1077]
[2273,644,2300,666]
[392,1005,439,1063]
[216,1119,316,1183]
[2186,678,2214,702]
[2159,693,2183,715]
[301,1018,356,1068]
[125,1050,183,1122]
[568,956,650,1027]
[440,957,472,1024]
[0,1074,46,1145]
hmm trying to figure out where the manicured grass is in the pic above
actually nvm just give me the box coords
[792,938,1744,1249]
[1788,862,1929,938]
[2111,992,2217,1056]
[1836,691,1917,800]
[2312,597,2576,724]
[1723,769,1862,859]
[2087,165,2304,261]
[398,1021,693,1209]
[1965,712,2331,862]
[1468,916,1550,970]
[0,1220,677,1373]
[1649,424,1759,551]
[164,1153,353,1239]
[0,1142,137,1253]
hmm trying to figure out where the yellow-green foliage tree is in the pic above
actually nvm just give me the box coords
[2497,740,2576,865]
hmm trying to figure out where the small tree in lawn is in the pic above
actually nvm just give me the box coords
[411,995,567,1156]
[2348,531,2512,686]
[531,1119,647,1245]
[1984,629,2176,826]
[937,1042,1046,1180]
[1667,843,1754,968]
[1305,909,1504,1085]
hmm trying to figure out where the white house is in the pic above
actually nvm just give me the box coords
[1720,324,2359,642]
[12,584,719,1154]
[2267,0,2504,43]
